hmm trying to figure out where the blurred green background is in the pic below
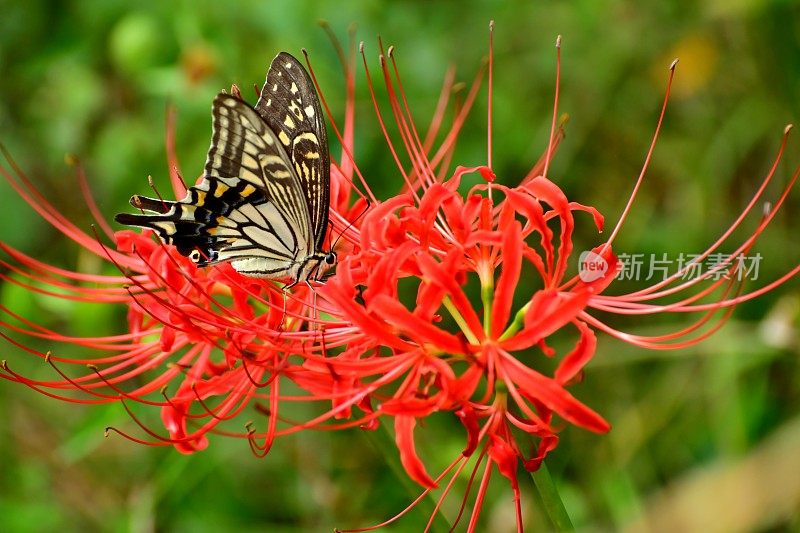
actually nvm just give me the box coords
[1,0,799,531]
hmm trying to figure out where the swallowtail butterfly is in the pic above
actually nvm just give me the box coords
[115,52,335,284]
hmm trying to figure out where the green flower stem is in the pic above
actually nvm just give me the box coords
[531,461,575,532]
[362,424,452,532]
[498,301,530,342]
[442,296,480,345]
[481,278,494,335]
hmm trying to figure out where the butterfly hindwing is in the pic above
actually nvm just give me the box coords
[115,176,260,263]
[255,52,330,251]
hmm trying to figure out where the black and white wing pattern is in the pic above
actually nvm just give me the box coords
[115,51,334,281]
[255,52,330,252]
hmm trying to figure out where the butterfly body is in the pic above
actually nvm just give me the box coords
[116,52,335,283]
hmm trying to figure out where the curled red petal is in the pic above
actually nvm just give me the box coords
[523,435,559,472]
[394,415,436,488]
[160,326,176,352]
[554,320,597,384]
[568,201,604,232]
[161,400,209,454]
[370,294,467,355]
[491,220,523,338]
[381,396,439,417]
[502,289,590,352]
[455,404,480,457]
[415,251,484,341]
[488,434,520,491]
[417,183,454,227]
[360,194,412,249]
[502,353,610,433]
[322,273,416,352]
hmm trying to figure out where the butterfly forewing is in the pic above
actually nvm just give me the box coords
[255,52,330,251]
[116,94,315,277]
[115,51,332,282]
[206,95,314,272]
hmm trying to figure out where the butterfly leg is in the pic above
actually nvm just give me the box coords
[278,276,298,329]
[278,288,291,331]
[306,282,319,333]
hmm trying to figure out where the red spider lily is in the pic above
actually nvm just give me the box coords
[2,26,799,532]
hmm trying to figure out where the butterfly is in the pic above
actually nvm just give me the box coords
[115,51,336,286]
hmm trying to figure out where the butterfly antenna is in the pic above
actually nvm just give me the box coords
[230,84,243,100]
[331,197,370,251]
[253,82,261,99]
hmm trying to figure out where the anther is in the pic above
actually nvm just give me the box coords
[172,164,187,190]
[387,45,394,58]
[148,176,167,207]
[556,34,562,48]
[44,351,51,363]
[784,124,793,135]
[763,202,773,217]
[670,58,679,71]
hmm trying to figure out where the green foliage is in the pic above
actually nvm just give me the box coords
[1,0,798,531]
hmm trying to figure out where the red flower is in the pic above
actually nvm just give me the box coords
[2,29,799,532]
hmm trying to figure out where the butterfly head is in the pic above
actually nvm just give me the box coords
[315,250,338,281]
[298,250,337,283]
[324,251,337,266]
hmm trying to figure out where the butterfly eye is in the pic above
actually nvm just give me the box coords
[325,252,336,265]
